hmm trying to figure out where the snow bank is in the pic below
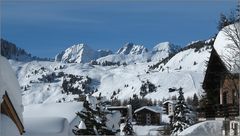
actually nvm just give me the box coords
[24,117,69,136]
[23,102,82,123]
[133,125,162,136]
[23,102,83,135]
[0,56,23,122]
[179,120,223,136]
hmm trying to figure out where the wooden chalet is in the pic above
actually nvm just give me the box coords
[134,106,163,125]
[201,47,239,118]
[201,23,240,135]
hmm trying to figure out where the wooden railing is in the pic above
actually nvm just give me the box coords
[197,104,239,118]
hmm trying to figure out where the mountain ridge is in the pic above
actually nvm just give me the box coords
[2,38,214,105]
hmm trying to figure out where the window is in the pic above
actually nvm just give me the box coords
[146,113,151,125]
[223,92,227,105]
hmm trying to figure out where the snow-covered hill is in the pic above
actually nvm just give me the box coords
[151,42,180,62]
[7,38,213,106]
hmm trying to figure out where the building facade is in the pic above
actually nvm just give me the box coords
[134,106,163,125]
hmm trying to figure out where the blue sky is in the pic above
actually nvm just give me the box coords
[1,0,237,58]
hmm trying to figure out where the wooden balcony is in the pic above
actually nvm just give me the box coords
[197,104,239,119]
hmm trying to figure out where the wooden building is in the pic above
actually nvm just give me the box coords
[201,23,240,135]
[0,55,25,135]
[202,49,239,119]
[134,106,163,125]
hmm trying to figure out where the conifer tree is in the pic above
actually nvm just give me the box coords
[192,93,199,109]
[73,95,118,135]
[171,88,191,136]
[123,117,134,135]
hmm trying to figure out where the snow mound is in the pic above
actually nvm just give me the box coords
[133,125,162,136]
[24,117,69,136]
[23,102,83,123]
[0,114,20,136]
[179,120,223,136]
[23,102,83,136]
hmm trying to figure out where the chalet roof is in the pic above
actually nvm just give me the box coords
[134,106,163,114]
[107,106,128,109]
[213,23,240,73]
[0,55,23,123]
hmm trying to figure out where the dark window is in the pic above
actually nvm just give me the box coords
[223,92,227,105]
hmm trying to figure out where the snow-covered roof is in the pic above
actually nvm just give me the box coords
[134,106,163,113]
[213,23,240,73]
[78,121,86,129]
[0,56,23,122]
[163,100,176,105]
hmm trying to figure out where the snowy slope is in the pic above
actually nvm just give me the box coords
[149,40,213,72]
[96,42,178,65]
[6,39,213,106]
[151,42,180,62]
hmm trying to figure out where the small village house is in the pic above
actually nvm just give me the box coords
[163,100,176,116]
[134,106,163,125]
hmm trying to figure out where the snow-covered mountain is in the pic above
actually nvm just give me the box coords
[151,42,180,62]
[116,43,148,55]
[6,38,214,106]
[96,42,179,65]
[55,43,112,63]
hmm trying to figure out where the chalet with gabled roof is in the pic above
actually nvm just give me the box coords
[201,23,240,135]
[134,106,163,125]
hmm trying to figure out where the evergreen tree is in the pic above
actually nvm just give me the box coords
[140,84,147,98]
[171,88,191,136]
[73,95,118,135]
[192,93,199,109]
[123,117,134,135]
